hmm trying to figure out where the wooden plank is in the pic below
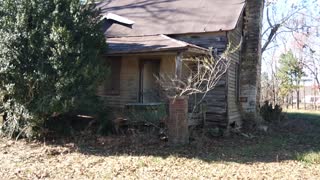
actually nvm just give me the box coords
[175,52,183,79]
[225,16,243,127]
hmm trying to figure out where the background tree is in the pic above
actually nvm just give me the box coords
[0,0,107,138]
[278,51,305,109]
[261,72,273,103]
[261,0,320,109]
[300,36,320,94]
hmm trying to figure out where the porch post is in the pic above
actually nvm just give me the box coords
[175,52,183,79]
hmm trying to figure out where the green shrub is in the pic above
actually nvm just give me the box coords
[260,101,284,123]
[126,103,167,131]
[96,109,113,136]
[0,0,107,138]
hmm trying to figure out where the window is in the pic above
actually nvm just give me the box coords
[105,57,121,95]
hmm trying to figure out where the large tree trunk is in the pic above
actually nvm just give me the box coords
[240,0,265,128]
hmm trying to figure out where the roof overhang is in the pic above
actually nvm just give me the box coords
[106,35,209,56]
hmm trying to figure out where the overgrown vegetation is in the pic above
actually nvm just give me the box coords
[126,104,167,129]
[297,151,320,164]
[1,110,320,179]
[0,0,107,138]
[103,104,168,137]
[260,101,284,123]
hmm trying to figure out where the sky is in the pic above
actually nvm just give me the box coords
[262,0,320,85]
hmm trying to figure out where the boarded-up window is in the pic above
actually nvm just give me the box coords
[105,57,121,95]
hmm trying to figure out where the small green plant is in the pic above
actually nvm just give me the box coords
[125,103,167,131]
[96,109,113,136]
[137,160,148,168]
[205,127,224,137]
[297,151,320,164]
[151,157,162,164]
[260,101,284,123]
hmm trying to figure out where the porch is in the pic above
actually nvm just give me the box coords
[98,35,232,132]
[98,35,208,107]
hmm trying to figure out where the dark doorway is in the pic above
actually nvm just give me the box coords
[139,59,161,103]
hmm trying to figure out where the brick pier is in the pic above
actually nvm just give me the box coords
[168,96,189,145]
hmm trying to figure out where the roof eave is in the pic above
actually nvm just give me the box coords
[105,47,209,56]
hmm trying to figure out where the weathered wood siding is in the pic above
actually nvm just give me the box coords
[160,55,176,78]
[171,32,227,54]
[98,55,176,107]
[204,76,228,127]
[226,15,243,129]
[172,32,229,128]
[97,56,139,107]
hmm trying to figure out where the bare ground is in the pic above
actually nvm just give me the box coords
[1,111,320,179]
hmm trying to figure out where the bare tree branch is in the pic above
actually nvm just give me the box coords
[156,42,240,122]
[262,4,308,53]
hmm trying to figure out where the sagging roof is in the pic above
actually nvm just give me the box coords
[97,0,246,37]
[106,35,209,55]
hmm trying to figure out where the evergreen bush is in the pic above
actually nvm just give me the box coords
[0,0,107,138]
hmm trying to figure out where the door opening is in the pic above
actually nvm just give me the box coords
[139,59,160,103]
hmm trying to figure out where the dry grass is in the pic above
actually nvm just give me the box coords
[1,136,320,180]
[297,151,320,164]
[0,110,320,179]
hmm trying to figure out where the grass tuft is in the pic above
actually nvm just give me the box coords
[297,151,320,164]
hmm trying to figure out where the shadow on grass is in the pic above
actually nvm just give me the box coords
[45,111,320,164]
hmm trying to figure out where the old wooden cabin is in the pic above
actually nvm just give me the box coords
[96,0,261,133]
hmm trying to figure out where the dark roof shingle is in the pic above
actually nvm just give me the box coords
[97,0,245,37]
